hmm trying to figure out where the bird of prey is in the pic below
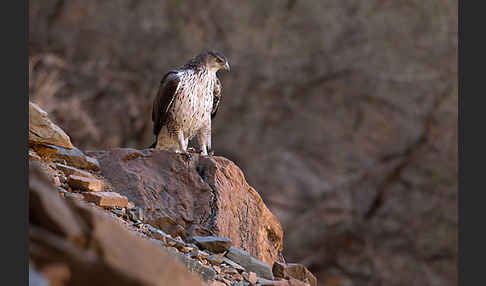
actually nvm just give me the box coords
[149,50,230,156]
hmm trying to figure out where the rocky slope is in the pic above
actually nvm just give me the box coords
[29,102,316,286]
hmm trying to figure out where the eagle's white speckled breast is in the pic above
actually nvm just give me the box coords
[169,69,214,138]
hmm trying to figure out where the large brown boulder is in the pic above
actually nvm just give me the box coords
[87,148,284,266]
[29,161,205,286]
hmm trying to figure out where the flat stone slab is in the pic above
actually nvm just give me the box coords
[191,236,232,254]
[49,145,100,171]
[222,257,246,272]
[56,163,95,179]
[226,247,274,280]
[82,192,128,208]
[68,175,103,192]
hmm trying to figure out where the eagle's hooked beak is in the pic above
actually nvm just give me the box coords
[224,62,230,72]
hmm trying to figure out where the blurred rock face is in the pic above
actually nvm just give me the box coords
[29,1,457,285]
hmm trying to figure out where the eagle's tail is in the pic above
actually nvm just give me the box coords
[148,140,157,149]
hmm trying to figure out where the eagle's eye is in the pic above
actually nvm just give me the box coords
[216,57,224,63]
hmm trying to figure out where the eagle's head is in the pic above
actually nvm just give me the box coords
[202,50,230,73]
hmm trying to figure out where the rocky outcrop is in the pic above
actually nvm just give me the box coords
[29,102,73,149]
[87,148,284,266]
[29,147,311,286]
[28,103,310,285]
[29,160,205,286]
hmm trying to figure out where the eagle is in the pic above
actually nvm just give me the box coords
[149,50,230,156]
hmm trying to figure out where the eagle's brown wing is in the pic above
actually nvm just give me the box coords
[211,76,222,118]
[152,70,181,136]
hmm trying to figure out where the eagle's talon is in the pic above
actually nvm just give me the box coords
[181,152,192,159]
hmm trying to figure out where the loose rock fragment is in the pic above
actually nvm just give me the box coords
[191,236,232,254]
[49,145,100,171]
[226,247,274,280]
[127,207,144,222]
[82,192,128,208]
[247,272,258,284]
[68,175,103,192]
[56,163,94,179]
[208,254,224,265]
[63,192,84,202]
[222,257,246,272]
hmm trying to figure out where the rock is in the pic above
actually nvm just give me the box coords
[287,278,311,286]
[256,278,302,286]
[29,102,73,149]
[48,145,100,171]
[208,254,224,265]
[272,262,316,286]
[67,175,103,192]
[30,164,87,243]
[224,267,239,275]
[166,248,217,281]
[213,265,222,274]
[30,143,60,159]
[191,236,232,254]
[209,281,227,286]
[189,247,200,258]
[111,208,126,218]
[180,246,194,253]
[164,236,188,251]
[146,224,169,243]
[56,163,94,179]
[226,247,274,280]
[63,192,84,202]
[29,161,205,286]
[222,257,246,272]
[199,250,210,259]
[52,176,61,187]
[88,149,283,265]
[81,192,128,208]
[247,272,258,285]
[127,207,144,222]
[191,248,210,260]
